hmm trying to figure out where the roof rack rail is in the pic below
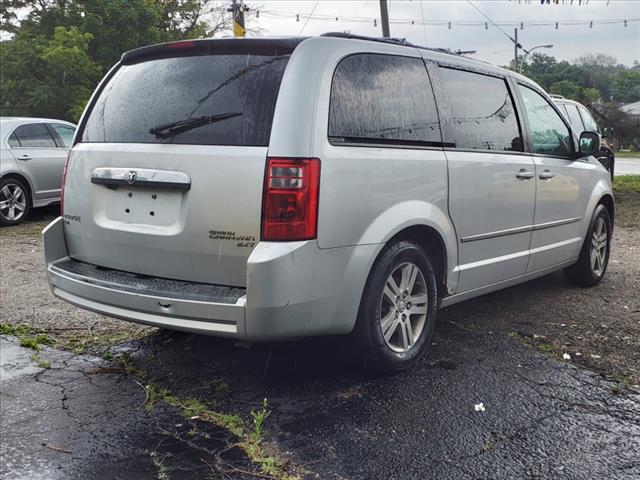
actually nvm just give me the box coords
[320,32,453,55]
[549,94,566,99]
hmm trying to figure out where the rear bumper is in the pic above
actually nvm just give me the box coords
[44,217,377,341]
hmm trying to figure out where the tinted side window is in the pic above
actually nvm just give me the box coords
[438,68,522,152]
[578,105,599,133]
[8,131,20,148]
[565,104,585,131]
[518,85,572,157]
[51,124,76,148]
[329,54,441,146]
[13,123,57,148]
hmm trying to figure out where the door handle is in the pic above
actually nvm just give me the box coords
[18,154,32,161]
[516,169,535,180]
[539,170,555,180]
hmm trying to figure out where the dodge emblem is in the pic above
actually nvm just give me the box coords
[127,171,137,185]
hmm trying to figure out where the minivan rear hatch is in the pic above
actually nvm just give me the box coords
[63,39,300,287]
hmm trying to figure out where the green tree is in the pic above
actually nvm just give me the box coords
[42,26,103,119]
[612,70,640,103]
[577,87,600,105]
[1,26,101,121]
[550,80,580,99]
[0,0,261,121]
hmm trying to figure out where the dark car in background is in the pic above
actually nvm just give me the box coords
[551,95,615,177]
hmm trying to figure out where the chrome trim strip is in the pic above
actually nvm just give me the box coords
[454,249,530,273]
[91,167,191,190]
[532,217,582,231]
[529,237,581,255]
[460,217,582,243]
[460,225,533,243]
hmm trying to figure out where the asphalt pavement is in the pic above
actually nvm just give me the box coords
[2,318,639,480]
[615,156,640,176]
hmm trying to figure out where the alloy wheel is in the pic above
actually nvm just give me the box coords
[0,183,27,222]
[590,216,608,276]
[379,262,429,353]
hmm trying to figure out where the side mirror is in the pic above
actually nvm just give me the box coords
[602,127,614,138]
[578,131,600,157]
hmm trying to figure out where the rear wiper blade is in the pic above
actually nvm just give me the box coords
[149,112,242,139]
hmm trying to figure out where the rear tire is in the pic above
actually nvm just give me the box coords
[351,240,438,375]
[0,177,31,226]
[564,204,611,287]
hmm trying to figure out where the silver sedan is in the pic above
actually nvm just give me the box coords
[0,117,75,225]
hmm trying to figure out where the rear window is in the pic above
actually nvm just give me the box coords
[81,53,290,146]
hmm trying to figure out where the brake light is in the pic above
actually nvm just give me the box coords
[166,41,196,50]
[262,157,320,241]
[60,153,70,215]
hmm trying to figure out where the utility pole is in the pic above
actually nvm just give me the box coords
[228,0,249,38]
[379,0,390,37]
[514,28,518,71]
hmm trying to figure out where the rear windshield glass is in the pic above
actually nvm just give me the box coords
[82,53,289,146]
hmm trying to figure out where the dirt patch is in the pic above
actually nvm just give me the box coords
[614,191,640,227]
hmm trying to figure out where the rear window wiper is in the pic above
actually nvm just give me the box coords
[149,112,242,139]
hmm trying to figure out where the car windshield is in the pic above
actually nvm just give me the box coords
[81,53,290,146]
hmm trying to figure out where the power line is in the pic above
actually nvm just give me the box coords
[466,0,517,44]
[419,1,428,46]
[298,0,320,36]
[256,9,637,29]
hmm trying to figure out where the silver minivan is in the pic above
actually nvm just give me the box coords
[43,34,614,373]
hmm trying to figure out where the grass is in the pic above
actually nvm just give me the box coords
[149,386,293,478]
[19,333,51,350]
[537,343,556,353]
[106,346,297,480]
[147,449,168,480]
[614,151,640,158]
[30,354,51,369]
[613,175,640,193]
[250,398,271,444]
[0,323,35,337]
[611,372,633,395]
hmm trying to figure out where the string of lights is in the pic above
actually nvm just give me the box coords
[255,9,638,30]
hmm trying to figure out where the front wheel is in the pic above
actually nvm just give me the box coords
[352,240,438,375]
[564,204,612,287]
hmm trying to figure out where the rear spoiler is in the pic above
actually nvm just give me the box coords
[121,38,305,65]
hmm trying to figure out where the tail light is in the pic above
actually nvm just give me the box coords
[262,157,320,241]
[60,153,70,215]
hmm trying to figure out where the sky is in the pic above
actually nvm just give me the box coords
[246,0,640,66]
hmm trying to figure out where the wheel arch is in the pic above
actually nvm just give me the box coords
[598,193,615,228]
[355,200,459,296]
[384,225,448,297]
